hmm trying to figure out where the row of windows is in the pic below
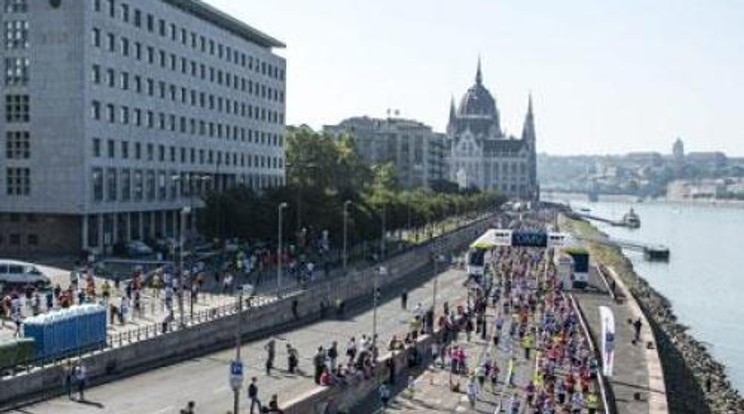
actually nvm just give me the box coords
[91,137,284,170]
[4,56,29,86]
[0,234,39,247]
[6,94,29,123]
[90,29,284,103]
[4,20,28,50]
[90,100,283,144]
[3,0,27,13]
[90,65,284,120]
[92,0,285,80]
[91,168,283,203]
[6,167,29,196]
[5,130,29,159]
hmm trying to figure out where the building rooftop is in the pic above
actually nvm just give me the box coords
[163,0,285,49]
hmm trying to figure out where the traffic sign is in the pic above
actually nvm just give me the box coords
[229,360,244,391]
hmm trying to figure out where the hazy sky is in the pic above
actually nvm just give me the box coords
[204,0,743,156]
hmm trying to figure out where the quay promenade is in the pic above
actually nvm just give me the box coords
[14,265,470,414]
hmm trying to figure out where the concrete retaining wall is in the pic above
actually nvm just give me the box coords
[0,215,493,407]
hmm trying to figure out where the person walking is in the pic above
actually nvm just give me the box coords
[632,318,643,344]
[264,338,276,375]
[466,376,479,408]
[313,346,326,385]
[401,290,408,310]
[74,360,87,401]
[327,341,338,370]
[286,344,299,374]
[247,377,261,414]
[63,360,73,399]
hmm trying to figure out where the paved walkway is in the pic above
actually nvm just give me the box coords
[13,265,470,414]
[572,264,668,414]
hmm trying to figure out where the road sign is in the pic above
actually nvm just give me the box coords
[229,360,244,391]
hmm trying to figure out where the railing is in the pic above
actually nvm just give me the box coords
[0,212,492,381]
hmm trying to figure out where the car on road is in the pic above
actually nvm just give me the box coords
[0,259,51,289]
[126,240,154,257]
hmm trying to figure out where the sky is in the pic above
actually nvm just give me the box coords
[204,0,744,156]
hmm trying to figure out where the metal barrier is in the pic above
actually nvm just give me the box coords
[569,293,615,414]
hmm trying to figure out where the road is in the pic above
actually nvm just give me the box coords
[15,267,471,414]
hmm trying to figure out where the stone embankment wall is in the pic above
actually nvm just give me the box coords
[0,215,493,408]
[563,217,744,414]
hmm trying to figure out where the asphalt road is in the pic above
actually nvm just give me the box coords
[15,267,471,414]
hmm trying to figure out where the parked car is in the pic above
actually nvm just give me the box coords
[126,240,154,256]
[0,260,50,289]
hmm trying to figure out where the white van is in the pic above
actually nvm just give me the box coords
[0,259,50,288]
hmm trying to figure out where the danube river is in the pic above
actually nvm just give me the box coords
[551,196,744,392]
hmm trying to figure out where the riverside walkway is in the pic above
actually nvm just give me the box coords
[13,265,470,414]
[571,264,668,414]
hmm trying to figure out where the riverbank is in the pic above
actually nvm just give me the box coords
[561,216,744,414]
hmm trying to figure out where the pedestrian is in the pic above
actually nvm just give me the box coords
[632,317,642,344]
[63,360,73,399]
[264,338,276,375]
[268,393,283,413]
[74,360,87,401]
[328,341,338,369]
[183,401,195,414]
[466,376,478,408]
[488,362,499,393]
[247,377,261,414]
[286,344,299,374]
[313,346,326,385]
[379,382,391,408]
[401,290,408,310]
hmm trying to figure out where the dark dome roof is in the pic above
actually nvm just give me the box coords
[458,83,496,117]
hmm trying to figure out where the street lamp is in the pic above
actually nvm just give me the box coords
[179,206,191,328]
[342,200,352,273]
[277,202,288,296]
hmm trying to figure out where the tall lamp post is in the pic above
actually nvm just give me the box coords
[342,200,352,273]
[380,203,386,260]
[277,202,288,296]
[178,206,191,327]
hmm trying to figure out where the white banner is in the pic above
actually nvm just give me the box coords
[599,305,616,377]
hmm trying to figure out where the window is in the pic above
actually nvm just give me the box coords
[133,170,143,200]
[120,72,129,90]
[120,37,129,56]
[107,168,117,201]
[121,141,129,159]
[106,68,114,87]
[4,0,28,13]
[134,8,141,27]
[135,142,141,159]
[107,33,115,52]
[4,20,29,50]
[91,100,101,120]
[91,64,100,84]
[120,106,129,124]
[5,94,29,122]
[146,170,155,200]
[146,14,154,32]
[107,139,115,158]
[27,234,38,246]
[121,169,131,201]
[92,28,101,47]
[106,103,115,123]
[134,41,141,60]
[5,130,29,159]
[6,167,30,195]
[92,138,101,157]
[4,57,29,86]
[133,108,141,126]
[107,0,115,18]
[120,3,129,23]
[158,171,166,200]
[92,168,103,201]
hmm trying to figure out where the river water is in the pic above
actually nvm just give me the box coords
[549,196,744,391]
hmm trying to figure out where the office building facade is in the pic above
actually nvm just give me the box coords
[0,0,286,254]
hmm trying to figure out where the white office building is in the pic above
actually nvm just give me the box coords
[0,0,286,254]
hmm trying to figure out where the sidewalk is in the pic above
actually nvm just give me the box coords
[572,265,668,414]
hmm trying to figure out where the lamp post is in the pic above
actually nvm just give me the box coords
[374,266,386,362]
[342,200,352,273]
[380,204,386,260]
[179,206,191,327]
[277,202,288,296]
